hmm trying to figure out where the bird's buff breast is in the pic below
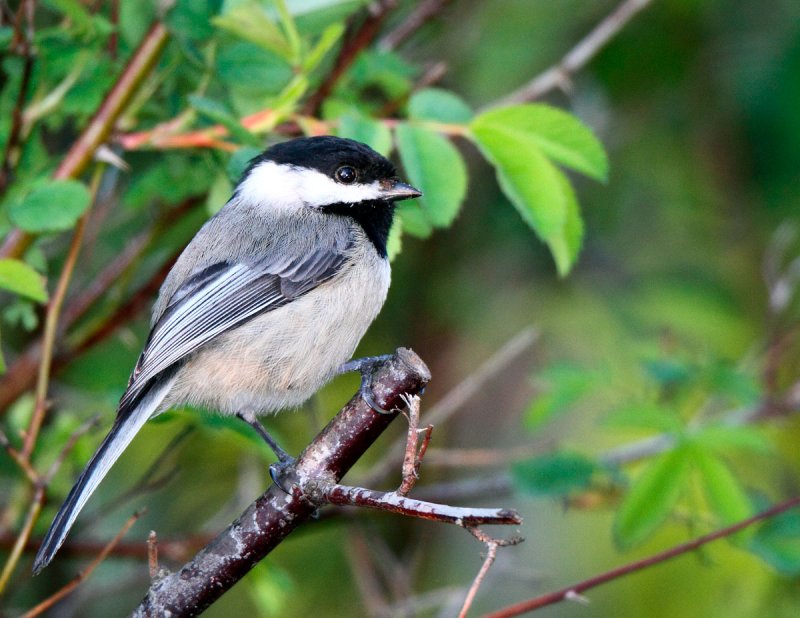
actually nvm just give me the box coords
[161,249,390,416]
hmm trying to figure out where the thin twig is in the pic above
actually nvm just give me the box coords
[398,394,433,496]
[23,166,104,457]
[0,0,35,194]
[20,509,145,618]
[43,415,102,484]
[379,0,454,51]
[0,20,170,259]
[147,531,159,580]
[0,486,44,595]
[363,328,538,486]
[315,482,521,527]
[303,0,398,116]
[483,496,800,618]
[0,428,38,484]
[486,0,653,109]
[458,528,523,618]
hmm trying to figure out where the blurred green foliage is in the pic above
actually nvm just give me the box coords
[1,0,800,617]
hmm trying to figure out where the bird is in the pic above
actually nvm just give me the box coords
[32,135,421,574]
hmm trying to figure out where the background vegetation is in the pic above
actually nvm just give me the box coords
[1,0,800,616]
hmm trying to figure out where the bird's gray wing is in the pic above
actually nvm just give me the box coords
[121,243,351,409]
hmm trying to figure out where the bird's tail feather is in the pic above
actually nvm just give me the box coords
[32,375,175,574]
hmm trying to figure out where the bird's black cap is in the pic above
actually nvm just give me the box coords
[245,136,398,186]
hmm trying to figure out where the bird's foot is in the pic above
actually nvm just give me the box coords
[339,355,394,414]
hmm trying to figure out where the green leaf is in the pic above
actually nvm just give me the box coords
[303,22,345,73]
[188,95,259,146]
[603,403,683,433]
[750,506,800,576]
[692,448,752,527]
[8,180,91,233]
[0,259,48,303]
[692,425,773,456]
[337,112,392,156]
[166,0,223,40]
[212,2,292,61]
[408,88,473,124]
[614,447,691,550]
[644,358,693,387]
[386,216,403,261]
[471,104,608,181]
[396,123,467,231]
[471,124,567,240]
[512,452,596,496]
[546,169,584,275]
[525,363,598,430]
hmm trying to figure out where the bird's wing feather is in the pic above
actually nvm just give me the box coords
[121,243,351,408]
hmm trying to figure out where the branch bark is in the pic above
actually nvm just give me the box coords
[133,348,432,616]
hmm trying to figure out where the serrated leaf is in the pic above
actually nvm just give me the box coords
[692,448,752,527]
[189,95,259,146]
[472,104,608,181]
[471,124,566,239]
[512,452,596,496]
[212,2,292,61]
[8,179,91,233]
[614,447,691,550]
[0,259,48,303]
[546,169,584,275]
[396,123,467,231]
[337,112,392,156]
[408,88,473,124]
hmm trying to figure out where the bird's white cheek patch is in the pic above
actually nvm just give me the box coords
[239,161,385,211]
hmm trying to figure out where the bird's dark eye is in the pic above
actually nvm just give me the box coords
[335,165,357,184]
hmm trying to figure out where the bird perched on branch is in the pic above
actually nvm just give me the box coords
[33,136,421,574]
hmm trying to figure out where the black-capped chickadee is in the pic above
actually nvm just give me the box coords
[32,136,421,574]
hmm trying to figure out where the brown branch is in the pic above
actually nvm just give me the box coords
[133,348,431,615]
[0,195,204,414]
[0,0,35,195]
[20,509,144,618]
[0,20,169,259]
[379,0,455,51]
[362,327,538,486]
[483,496,800,618]
[316,483,520,527]
[486,0,653,109]
[459,528,522,618]
[398,394,433,496]
[302,0,398,116]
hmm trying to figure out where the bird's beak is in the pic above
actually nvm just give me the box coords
[380,180,422,202]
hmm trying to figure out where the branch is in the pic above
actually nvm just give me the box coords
[379,0,454,51]
[302,0,398,116]
[0,20,169,259]
[486,0,653,109]
[20,509,144,618]
[484,495,800,618]
[133,348,431,615]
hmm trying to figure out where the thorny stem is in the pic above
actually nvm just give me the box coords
[484,496,800,618]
